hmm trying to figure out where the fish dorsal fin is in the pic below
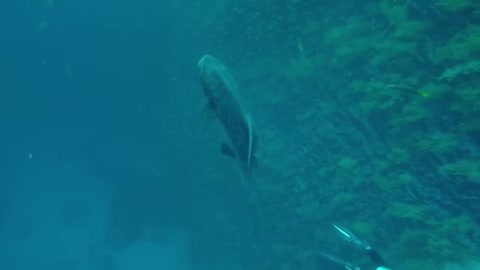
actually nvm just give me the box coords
[246,114,253,170]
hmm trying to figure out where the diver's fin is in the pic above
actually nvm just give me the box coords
[221,142,236,158]
[332,224,371,250]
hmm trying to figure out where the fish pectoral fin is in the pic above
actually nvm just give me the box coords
[221,142,236,158]
[202,103,216,119]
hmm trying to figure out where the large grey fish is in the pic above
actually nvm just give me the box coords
[198,54,258,177]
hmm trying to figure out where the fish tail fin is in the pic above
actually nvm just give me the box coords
[246,114,253,170]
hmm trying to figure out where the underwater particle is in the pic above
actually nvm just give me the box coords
[28,153,33,159]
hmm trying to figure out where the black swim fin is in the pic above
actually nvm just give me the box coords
[221,142,236,158]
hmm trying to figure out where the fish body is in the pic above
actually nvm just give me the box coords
[198,54,257,177]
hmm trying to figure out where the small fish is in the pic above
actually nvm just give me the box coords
[198,54,258,178]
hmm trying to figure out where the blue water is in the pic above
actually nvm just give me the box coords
[1,1,216,269]
[2,1,480,270]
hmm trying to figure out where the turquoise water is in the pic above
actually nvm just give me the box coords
[1,1,479,270]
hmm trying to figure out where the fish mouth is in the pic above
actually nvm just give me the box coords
[198,56,205,74]
[198,54,212,73]
[198,55,218,73]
